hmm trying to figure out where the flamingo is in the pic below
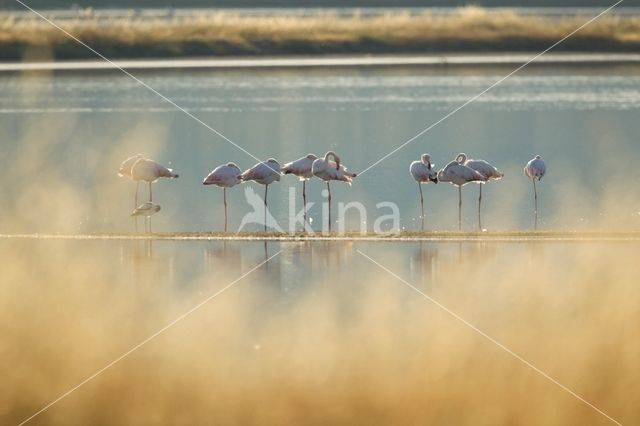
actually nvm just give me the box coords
[461,154,504,230]
[203,162,242,232]
[118,154,145,208]
[312,151,356,232]
[240,158,281,232]
[437,153,487,230]
[282,153,318,227]
[524,155,546,230]
[131,158,179,202]
[131,202,161,233]
[409,153,438,230]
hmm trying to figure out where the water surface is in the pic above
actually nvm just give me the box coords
[1,63,639,233]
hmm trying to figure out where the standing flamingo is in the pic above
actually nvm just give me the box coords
[524,155,546,230]
[312,151,357,232]
[282,153,318,228]
[240,158,281,232]
[203,162,242,232]
[461,154,504,230]
[437,153,487,230]
[409,153,438,230]
[131,157,179,202]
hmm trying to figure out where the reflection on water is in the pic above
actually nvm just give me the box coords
[1,64,640,234]
[1,239,638,424]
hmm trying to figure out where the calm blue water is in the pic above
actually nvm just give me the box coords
[1,63,640,233]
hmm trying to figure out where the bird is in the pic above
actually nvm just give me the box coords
[118,154,145,208]
[282,153,318,228]
[524,155,546,230]
[240,158,281,232]
[130,157,179,203]
[461,154,504,230]
[131,202,161,233]
[203,162,242,232]
[437,153,487,230]
[312,151,356,232]
[409,153,438,230]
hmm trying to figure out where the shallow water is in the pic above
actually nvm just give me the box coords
[2,62,640,233]
[1,239,639,424]
[2,60,640,424]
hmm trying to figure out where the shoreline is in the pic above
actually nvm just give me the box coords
[2,231,640,242]
[2,53,640,72]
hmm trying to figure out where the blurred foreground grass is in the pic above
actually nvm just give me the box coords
[1,239,638,424]
[2,6,640,60]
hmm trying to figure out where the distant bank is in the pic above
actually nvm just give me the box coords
[2,54,640,73]
[2,7,639,61]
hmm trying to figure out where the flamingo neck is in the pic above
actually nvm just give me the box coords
[324,151,340,169]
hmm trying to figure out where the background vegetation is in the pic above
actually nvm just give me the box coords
[2,6,640,61]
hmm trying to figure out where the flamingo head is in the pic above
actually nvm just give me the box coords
[455,153,467,163]
[306,153,318,160]
[421,153,432,167]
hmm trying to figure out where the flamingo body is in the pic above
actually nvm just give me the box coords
[131,158,179,183]
[525,155,546,180]
[465,159,504,181]
[312,152,356,184]
[410,153,438,183]
[240,158,281,185]
[438,162,487,186]
[203,162,242,188]
[282,154,317,180]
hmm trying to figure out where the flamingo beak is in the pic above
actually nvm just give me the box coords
[430,177,438,184]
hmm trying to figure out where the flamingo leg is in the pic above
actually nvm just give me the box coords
[223,187,228,233]
[264,184,268,232]
[533,179,538,230]
[134,181,140,232]
[302,180,307,230]
[478,184,483,231]
[417,182,424,231]
[327,182,332,232]
[458,185,462,231]
[149,182,153,202]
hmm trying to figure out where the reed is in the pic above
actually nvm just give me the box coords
[1,6,639,60]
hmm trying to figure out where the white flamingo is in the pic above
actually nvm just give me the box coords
[118,154,145,208]
[282,153,317,227]
[131,202,161,233]
[203,162,242,232]
[240,158,281,232]
[461,154,504,230]
[131,157,179,202]
[409,153,438,230]
[437,153,487,230]
[524,155,546,230]
[312,151,356,232]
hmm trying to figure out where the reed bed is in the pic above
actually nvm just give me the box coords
[1,6,640,60]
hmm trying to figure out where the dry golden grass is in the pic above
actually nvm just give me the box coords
[2,6,640,60]
[1,238,638,424]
